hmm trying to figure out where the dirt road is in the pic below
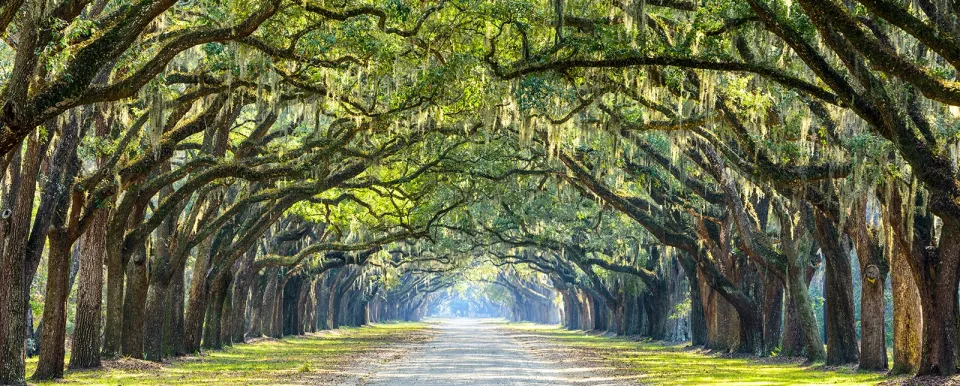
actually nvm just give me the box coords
[359,318,629,386]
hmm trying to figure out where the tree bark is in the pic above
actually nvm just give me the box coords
[762,274,784,355]
[69,208,112,369]
[688,277,707,346]
[183,246,214,353]
[890,240,922,374]
[246,271,269,338]
[201,272,232,350]
[162,261,186,357]
[143,279,168,362]
[31,229,74,379]
[101,223,126,359]
[847,196,888,371]
[815,213,859,365]
[121,244,149,358]
[785,255,826,362]
[0,133,44,385]
[914,220,960,376]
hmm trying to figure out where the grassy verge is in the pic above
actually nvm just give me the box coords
[504,323,900,385]
[25,322,430,385]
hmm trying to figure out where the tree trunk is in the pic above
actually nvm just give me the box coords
[32,232,73,379]
[643,289,669,340]
[688,270,707,346]
[0,135,43,385]
[736,306,764,356]
[201,273,232,350]
[847,196,889,371]
[858,268,888,370]
[246,271,269,338]
[121,245,149,358]
[230,254,256,343]
[315,278,330,330]
[914,220,960,376]
[261,269,280,335]
[101,232,126,359]
[219,279,234,347]
[231,278,250,343]
[815,213,859,365]
[69,208,112,369]
[785,256,826,362]
[889,240,922,374]
[762,275,784,355]
[163,262,186,357]
[143,280,168,362]
[183,249,213,353]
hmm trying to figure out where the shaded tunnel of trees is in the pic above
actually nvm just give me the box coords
[1,0,960,384]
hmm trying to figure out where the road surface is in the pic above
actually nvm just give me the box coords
[361,318,629,385]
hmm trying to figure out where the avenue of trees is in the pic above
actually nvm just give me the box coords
[0,0,959,384]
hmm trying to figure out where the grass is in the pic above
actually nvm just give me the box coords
[504,323,898,385]
[24,322,428,385]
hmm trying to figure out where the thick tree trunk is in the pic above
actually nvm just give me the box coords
[815,213,859,365]
[32,233,73,380]
[219,280,234,347]
[201,273,232,350]
[643,289,669,340]
[296,279,312,334]
[858,269,887,370]
[328,272,345,329]
[563,290,581,329]
[664,260,690,342]
[687,269,707,346]
[315,278,330,330]
[689,275,707,346]
[882,192,924,374]
[246,271,269,337]
[261,269,280,335]
[143,280,168,362]
[163,262,186,357]
[25,111,81,380]
[230,279,250,343]
[715,293,740,351]
[70,208,112,369]
[781,296,805,357]
[282,276,302,335]
[785,256,826,362]
[847,196,889,371]
[0,136,42,385]
[914,221,960,376]
[230,254,256,343]
[614,296,628,336]
[183,249,213,353]
[736,306,764,356]
[699,275,722,350]
[890,243,922,374]
[762,275,784,355]
[121,245,149,358]
[101,236,126,359]
[270,286,285,337]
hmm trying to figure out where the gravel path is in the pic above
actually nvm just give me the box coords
[361,318,630,386]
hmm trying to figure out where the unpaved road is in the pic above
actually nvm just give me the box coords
[359,318,630,386]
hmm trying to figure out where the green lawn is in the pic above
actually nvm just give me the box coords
[25,322,429,385]
[504,323,899,385]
